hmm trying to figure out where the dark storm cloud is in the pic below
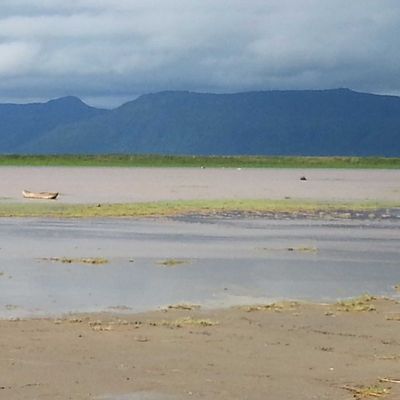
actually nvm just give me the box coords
[0,0,399,107]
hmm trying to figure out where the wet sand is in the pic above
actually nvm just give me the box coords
[1,298,400,400]
[0,167,399,203]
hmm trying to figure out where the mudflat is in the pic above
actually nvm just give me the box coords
[0,167,399,203]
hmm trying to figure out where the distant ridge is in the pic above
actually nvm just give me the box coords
[0,96,107,153]
[1,89,400,156]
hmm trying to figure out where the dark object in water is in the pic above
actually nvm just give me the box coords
[22,189,59,200]
[300,176,307,181]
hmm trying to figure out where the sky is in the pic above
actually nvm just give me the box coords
[0,0,399,108]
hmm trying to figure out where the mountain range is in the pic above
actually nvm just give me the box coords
[1,89,399,156]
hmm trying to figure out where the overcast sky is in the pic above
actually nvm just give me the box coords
[0,0,399,107]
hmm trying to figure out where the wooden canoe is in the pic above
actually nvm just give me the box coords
[22,190,59,200]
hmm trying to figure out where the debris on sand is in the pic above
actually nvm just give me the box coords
[243,301,299,313]
[336,295,376,312]
[341,383,390,399]
[88,320,113,332]
[164,317,217,328]
[134,335,150,342]
[378,377,400,384]
[375,354,400,361]
[385,314,400,321]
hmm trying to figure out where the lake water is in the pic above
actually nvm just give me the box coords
[1,167,399,203]
[0,216,399,318]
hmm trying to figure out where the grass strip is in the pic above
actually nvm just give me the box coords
[0,199,398,218]
[0,155,399,169]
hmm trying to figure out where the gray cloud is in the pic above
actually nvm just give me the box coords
[0,0,399,107]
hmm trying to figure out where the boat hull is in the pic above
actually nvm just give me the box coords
[22,190,59,200]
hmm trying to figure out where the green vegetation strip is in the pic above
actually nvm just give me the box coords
[0,154,399,168]
[0,199,397,218]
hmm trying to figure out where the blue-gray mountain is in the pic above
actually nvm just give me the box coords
[0,96,106,153]
[1,89,400,156]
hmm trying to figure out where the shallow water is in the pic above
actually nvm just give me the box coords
[0,217,399,318]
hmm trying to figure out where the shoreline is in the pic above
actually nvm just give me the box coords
[3,292,400,321]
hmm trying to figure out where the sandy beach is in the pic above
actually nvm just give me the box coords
[1,299,400,400]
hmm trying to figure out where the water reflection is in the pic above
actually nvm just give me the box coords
[0,217,399,318]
